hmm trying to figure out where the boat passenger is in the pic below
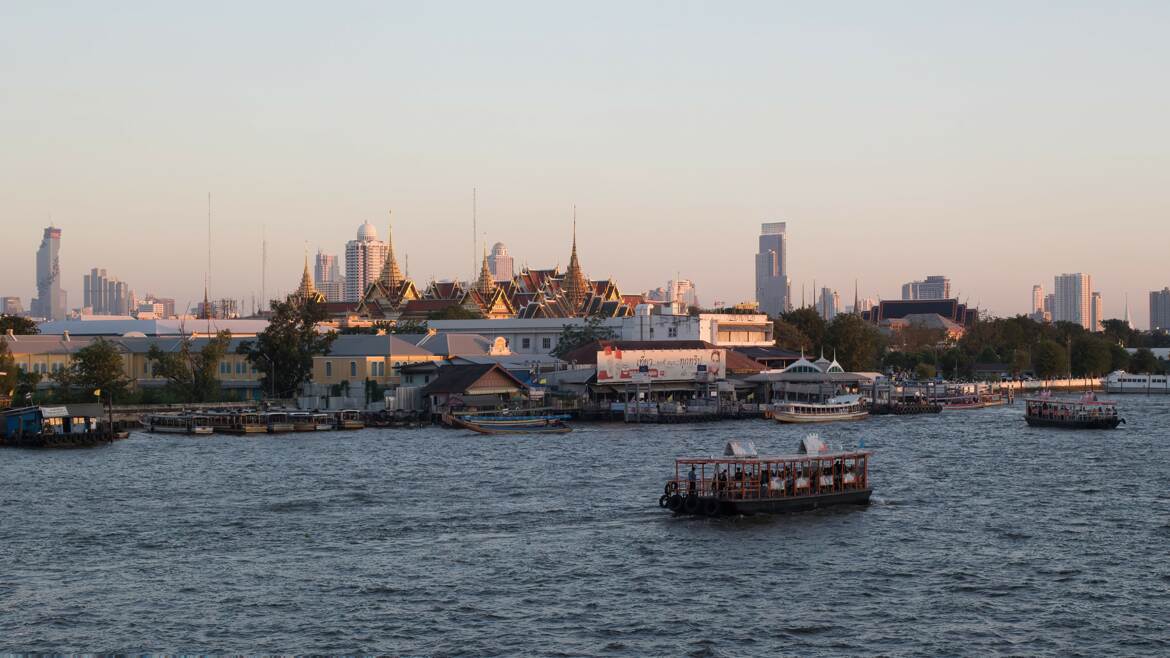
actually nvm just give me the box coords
[688,466,697,495]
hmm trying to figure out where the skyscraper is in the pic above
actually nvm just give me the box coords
[83,268,134,315]
[314,250,345,302]
[666,278,698,309]
[1053,273,1092,330]
[344,222,388,302]
[818,287,839,321]
[488,242,514,282]
[754,222,790,317]
[1150,288,1170,331]
[1031,285,1044,314]
[31,226,66,320]
[901,275,951,300]
[1090,291,1103,332]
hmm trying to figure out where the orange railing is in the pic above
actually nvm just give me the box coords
[670,454,869,501]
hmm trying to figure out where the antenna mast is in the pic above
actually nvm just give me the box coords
[261,224,267,313]
[472,187,478,283]
[206,192,212,334]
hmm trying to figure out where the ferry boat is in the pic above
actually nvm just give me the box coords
[214,411,268,435]
[141,412,214,435]
[1025,392,1124,429]
[289,412,317,432]
[1103,370,1170,394]
[449,413,572,435]
[263,411,296,433]
[312,412,335,431]
[659,436,871,517]
[335,410,365,430]
[770,394,868,423]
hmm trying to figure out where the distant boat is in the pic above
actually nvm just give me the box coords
[450,413,572,435]
[1025,391,1124,429]
[1103,370,1170,394]
[770,395,868,423]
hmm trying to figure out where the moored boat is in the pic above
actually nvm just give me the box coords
[659,436,871,517]
[449,413,572,434]
[263,411,296,433]
[1025,392,1124,429]
[290,412,317,432]
[1103,370,1170,394]
[770,394,868,423]
[335,410,365,430]
[141,412,214,435]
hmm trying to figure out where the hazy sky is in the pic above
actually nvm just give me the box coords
[2,2,1168,326]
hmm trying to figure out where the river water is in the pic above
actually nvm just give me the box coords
[2,398,1169,655]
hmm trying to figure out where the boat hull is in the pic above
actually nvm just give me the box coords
[453,416,572,435]
[1026,416,1122,430]
[673,489,871,517]
[773,411,869,423]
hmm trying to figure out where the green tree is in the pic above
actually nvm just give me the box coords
[0,339,18,406]
[1108,343,1130,372]
[1009,349,1031,376]
[937,347,970,380]
[1032,340,1068,379]
[0,315,39,336]
[1099,319,1136,346]
[147,330,233,402]
[1129,348,1160,374]
[780,308,827,353]
[54,338,131,401]
[772,319,812,353]
[1070,336,1111,376]
[914,363,937,380]
[238,298,337,398]
[975,346,1000,364]
[551,316,617,359]
[427,305,483,320]
[824,314,884,372]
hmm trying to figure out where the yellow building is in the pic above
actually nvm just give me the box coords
[312,334,443,388]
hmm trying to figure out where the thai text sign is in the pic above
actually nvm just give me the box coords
[596,347,724,382]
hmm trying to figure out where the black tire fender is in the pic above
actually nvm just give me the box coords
[658,494,669,508]
[683,494,700,514]
[667,493,683,511]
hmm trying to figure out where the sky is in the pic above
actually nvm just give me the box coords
[2,1,1168,327]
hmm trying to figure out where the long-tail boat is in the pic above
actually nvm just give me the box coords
[449,413,572,435]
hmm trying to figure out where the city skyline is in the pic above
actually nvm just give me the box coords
[2,3,1169,326]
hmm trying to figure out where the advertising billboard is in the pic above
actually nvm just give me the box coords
[596,346,724,382]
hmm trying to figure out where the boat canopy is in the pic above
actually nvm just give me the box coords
[724,440,758,458]
[798,434,828,454]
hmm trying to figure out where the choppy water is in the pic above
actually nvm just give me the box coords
[2,398,1169,655]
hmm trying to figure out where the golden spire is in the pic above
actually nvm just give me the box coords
[475,246,496,295]
[563,204,590,312]
[295,247,318,303]
[380,210,404,289]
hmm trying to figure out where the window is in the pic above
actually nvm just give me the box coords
[236,362,245,374]
[143,361,149,374]
[220,362,230,374]
[350,361,357,377]
[325,362,333,377]
[668,326,678,338]
[542,337,551,350]
[522,338,531,349]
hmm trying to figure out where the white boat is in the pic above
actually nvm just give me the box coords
[1103,370,1170,394]
[142,413,214,435]
[770,394,869,424]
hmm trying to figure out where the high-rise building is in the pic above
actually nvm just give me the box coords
[82,268,134,315]
[31,226,67,320]
[143,296,176,319]
[314,250,345,302]
[345,222,388,302]
[1,297,23,316]
[488,242,514,282]
[1150,288,1170,331]
[1044,293,1055,316]
[1090,291,1103,332]
[901,275,951,301]
[1053,273,1092,330]
[667,278,698,309]
[1031,285,1044,314]
[754,222,790,317]
[818,287,840,321]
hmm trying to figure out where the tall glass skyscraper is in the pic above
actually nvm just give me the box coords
[754,222,790,317]
[31,226,67,320]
